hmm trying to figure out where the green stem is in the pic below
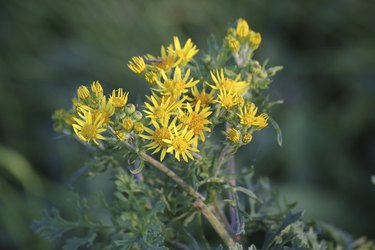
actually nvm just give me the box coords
[137,151,235,247]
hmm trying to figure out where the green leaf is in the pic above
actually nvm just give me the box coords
[62,232,97,250]
[269,116,283,147]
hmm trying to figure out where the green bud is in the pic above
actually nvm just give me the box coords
[202,55,211,64]
[125,104,136,115]
[258,69,268,79]
[251,60,261,74]
[132,111,143,121]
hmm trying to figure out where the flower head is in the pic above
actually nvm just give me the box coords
[164,125,199,162]
[109,88,129,108]
[77,85,90,100]
[146,45,178,72]
[249,30,262,49]
[140,119,175,161]
[237,102,268,128]
[179,101,212,143]
[191,86,215,108]
[216,87,239,109]
[236,18,250,38]
[155,66,198,99]
[226,36,240,53]
[227,128,241,143]
[128,56,146,74]
[93,96,115,126]
[91,81,103,97]
[143,93,184,125]
[72,109,106,145]
[209,69,249,96]
[168,36,199,65]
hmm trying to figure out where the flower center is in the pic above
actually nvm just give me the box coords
[241,114,254,127]
[194,93,210,107]
[154,107,168,119]
[111,97,126,108]
[189,113,204,134]
[221,95,235,108]
[173,137,188,152]
[153,128,171,146]
[81,124,97,140]
[164,80,185,97]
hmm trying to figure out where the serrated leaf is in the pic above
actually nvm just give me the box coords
[62,232,97,250]
[269,116,283,147]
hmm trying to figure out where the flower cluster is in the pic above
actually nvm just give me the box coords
[53,18,278,163]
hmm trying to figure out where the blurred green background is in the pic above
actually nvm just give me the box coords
[0,0,374,249]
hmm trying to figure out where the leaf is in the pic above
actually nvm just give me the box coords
[62,232,97,250]
[129,159,145,175]
[233,186,259,202]
[269,116,283,147]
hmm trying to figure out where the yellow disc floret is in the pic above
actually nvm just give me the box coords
[109,88,129,108]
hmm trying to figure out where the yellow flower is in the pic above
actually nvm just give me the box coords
[249,30,262,49]
[128,56,146,74]
[236,18,250,38]
[237,102,257,127]
[168,36,199,65]
[72,109,106,145]
[109,88,129,108]
[93,96,115,126]
[179,101,212,143]
[227,128,241,143]
[242,132,253,144]
[146,45,178,71]
[140,119,175,161]
[77,85,90,100]
[133,122,145,134]
[115,131,127,141]
[144,93,184,124]
[91,81,103,97]
[226,36,240,53]
[209,69,249,96]
[237,102,268,128]
[145,71,159,85]
[254,113,269,128]
[216,87,238,109]
[191,86,215,108]
[122,117,134,131]
[164,125,199,162]
[155,66,199,99]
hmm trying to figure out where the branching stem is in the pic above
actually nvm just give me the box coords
[122,141,235,247]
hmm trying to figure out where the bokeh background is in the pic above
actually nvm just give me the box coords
[1,0,374,249]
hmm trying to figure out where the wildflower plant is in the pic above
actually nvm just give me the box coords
[34,19,374,249]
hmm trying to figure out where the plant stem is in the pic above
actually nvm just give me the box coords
[138,152,235,247]
[225,123,239,234]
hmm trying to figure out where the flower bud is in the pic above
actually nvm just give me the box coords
[133,122,144,134]
[77,85,90,100]
[251,61,261,74]
[91,81,103,97]
[258,69,268,79]
[242,132,253,144]
[132,111,143,121]
[122,117,133,131]
[125,104,136,115]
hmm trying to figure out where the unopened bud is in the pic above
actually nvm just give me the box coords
[132,111,143,121]
[125,104,136,115]
[133,122,144,134]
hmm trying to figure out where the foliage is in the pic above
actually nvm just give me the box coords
[32,18,373,249]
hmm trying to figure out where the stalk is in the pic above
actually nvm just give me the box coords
[121,140,235,247]
[140,152,235,248]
